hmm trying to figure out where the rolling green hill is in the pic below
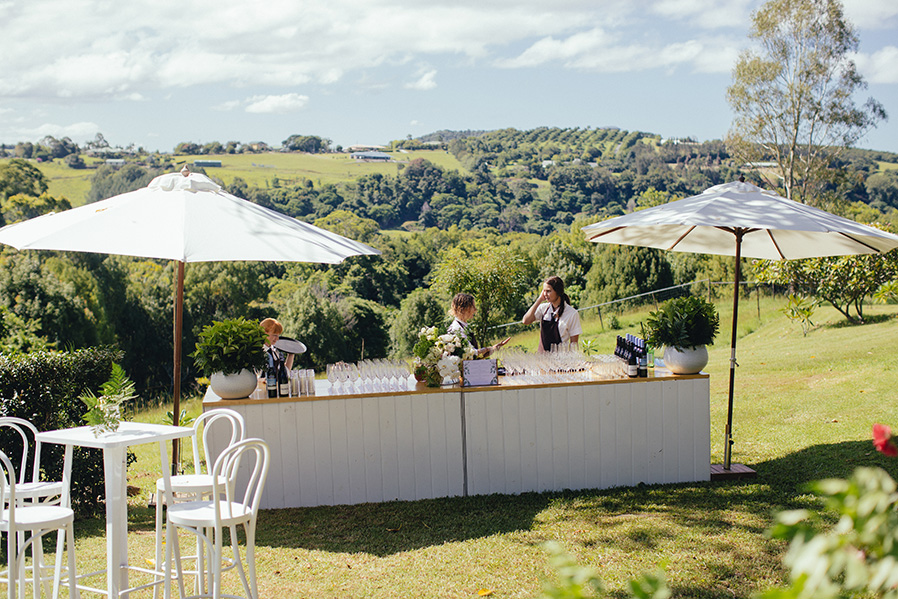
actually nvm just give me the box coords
[1,149,465,207]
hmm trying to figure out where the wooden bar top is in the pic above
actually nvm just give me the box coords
[203,368,709,406]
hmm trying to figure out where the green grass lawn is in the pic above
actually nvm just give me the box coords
[62,297,898,598]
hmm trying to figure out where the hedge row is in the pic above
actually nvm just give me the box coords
[0,347,124,516]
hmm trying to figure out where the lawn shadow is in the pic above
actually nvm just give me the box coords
[124,438,898,561]
[253,491,553,557]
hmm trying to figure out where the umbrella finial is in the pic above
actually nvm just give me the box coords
[738,174,745,183]
[180,164,190,177]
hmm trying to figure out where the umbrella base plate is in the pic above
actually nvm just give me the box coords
[710,463,757,480]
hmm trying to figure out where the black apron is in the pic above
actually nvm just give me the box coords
[539,307,562,351]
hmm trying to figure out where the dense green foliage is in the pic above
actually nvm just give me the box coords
[753,242,898,323]
[761,466,898,599]
[0,347,122,516]
[645,296,720,349]
[0,124,896,399]
[191,318,268,376]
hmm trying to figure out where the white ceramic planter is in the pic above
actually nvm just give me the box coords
[662,345,709,375]
[210,368,257,399]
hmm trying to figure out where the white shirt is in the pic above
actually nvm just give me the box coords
[535,302,582,350]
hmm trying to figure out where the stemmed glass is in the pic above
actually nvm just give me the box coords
[326,363,339,394]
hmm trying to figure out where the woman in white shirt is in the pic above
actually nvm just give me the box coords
[447,293,509,357]
[521,276,582,352]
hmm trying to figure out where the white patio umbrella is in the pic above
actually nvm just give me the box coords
[0,168,380,468]
[582,180,898,470]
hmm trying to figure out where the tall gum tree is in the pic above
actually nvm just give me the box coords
[726,0,886,206]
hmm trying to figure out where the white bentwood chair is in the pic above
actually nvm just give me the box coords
[0,450,79,599]
[164,438,270,599]
[154,409,245,597]
[0,418,64,507]
[0,417,67,597]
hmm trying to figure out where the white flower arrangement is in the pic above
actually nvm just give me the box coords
[413,325,474,386]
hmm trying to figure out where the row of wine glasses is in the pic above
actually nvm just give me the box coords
[497,347,626,384]
[325,359,413,394]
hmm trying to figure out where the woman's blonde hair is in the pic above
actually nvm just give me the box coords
[260,318,283,336]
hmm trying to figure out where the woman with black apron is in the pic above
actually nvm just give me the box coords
[521,276,582,352]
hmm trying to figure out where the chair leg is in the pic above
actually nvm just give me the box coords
[52,528,65,599]
[31,533,41,599]
[230,525,251,599]
[153,489,163,599]
[57,524,78,599]
[211,529,223,599]
[245,523,258,599]
[7,531,17,599]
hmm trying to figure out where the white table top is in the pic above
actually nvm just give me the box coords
[36,421,194,449]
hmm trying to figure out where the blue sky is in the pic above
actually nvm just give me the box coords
[1,0,896,153]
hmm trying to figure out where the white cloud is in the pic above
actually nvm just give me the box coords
[651,0,752,29]
[499,28,737,74]
[853,46,898,84]
[244,93,309,114]
[213,100,242,111]
[8,121,102,143]
[0,0,625,99]
[405,70,437,91]
[842,0,898,29]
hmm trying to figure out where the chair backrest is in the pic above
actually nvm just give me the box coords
[211,438,269,522]
[0,450,17,519]
[190,409,246,476]
[0,417,42,486]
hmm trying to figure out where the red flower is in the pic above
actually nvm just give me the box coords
[873,423,898,457]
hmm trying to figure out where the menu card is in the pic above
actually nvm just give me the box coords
[462,359,498,387]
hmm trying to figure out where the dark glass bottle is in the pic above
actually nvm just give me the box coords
[278,358,290,397]
[266,351,278,398]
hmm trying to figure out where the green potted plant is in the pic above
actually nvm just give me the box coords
[191,317,268,398]
[645,295,719,374]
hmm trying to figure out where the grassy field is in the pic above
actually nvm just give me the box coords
[1,150,466,208]
[59,296,898,598]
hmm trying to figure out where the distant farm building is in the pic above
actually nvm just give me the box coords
[193,160,222,167]
[351,151,391,161]
[346,144,387,152]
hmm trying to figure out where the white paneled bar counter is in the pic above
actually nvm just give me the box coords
[203,372,710,509]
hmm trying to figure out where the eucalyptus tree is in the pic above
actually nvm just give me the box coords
[726,0,886,206]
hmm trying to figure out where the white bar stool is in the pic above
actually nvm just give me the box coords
[0,450,78,599]
[154,409,245,597]
[164,438,270,599]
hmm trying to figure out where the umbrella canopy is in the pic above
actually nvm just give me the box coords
[0,169,380,468]
[582,181,898,260]
[582,180,898,469]
[0,170,377,263]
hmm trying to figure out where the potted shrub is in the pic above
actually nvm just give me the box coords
[645,296,719,374]
[191,318,268,398]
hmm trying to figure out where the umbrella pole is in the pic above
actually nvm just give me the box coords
[172,261,185,474]
[724,232,744,470]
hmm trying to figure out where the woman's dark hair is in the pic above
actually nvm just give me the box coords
[545,276,571,317]
[450,293,475,318]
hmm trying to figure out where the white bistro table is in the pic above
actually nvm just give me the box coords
[36,422,194,598]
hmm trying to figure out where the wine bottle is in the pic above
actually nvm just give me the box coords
[266,352,278,398]
[627,352,638,378]
[278,358,290,397]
